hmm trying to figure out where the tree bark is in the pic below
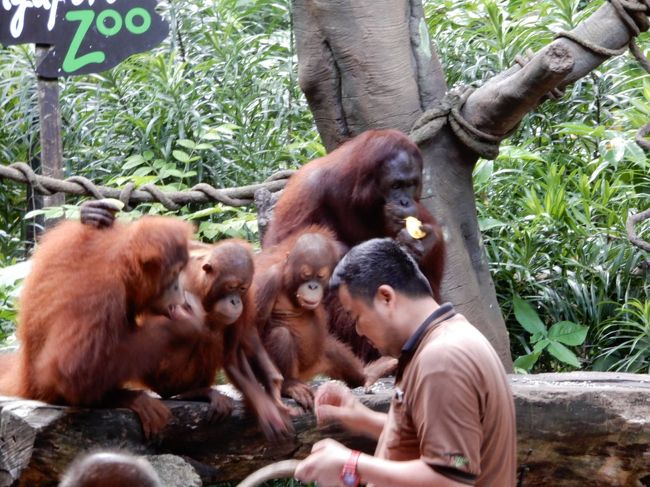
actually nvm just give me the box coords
[292,0,650,371]
[1,373,649,486]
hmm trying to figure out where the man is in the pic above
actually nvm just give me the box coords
[295,238,516,487]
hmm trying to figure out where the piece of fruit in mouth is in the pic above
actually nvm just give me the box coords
[405,216,425,239]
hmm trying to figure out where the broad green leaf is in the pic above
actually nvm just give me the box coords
[533,338,550,353]
[194,143,214,150]
[133,166,154,177]
[513,351,541,372]
[556,122,605,138]
[530,331,544,343]
[513,296,547,335]
[473,159,493,186]
[547,341,581,368]
[548,321,588,346]
[172,150,191,163]
[122,155,145,170]
[160,168,186,179]
[591,355,619,372]
[24,209,48,219]
[478,218,505,231]
[187,206,225,220]
[176,139,196,150]
[624,140,648,167]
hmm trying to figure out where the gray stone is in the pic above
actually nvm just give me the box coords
[145,454,201,487]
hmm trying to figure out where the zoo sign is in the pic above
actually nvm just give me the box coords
[0,0,168,77]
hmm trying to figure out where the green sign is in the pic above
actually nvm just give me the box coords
[0,0,168,78]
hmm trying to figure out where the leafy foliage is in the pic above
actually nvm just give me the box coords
[1,0,648,372]
[512,296,588,372]
[429,0,649,371]
[0,0,323,247]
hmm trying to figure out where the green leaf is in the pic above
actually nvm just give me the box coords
[24,209,48,219]
[530,331,544,343]
[513,351,541,372]
[176,139,196,150]
[172,150,191,163]
[133,166,154,177]
[194,143,214,150]
[513,296,547,335]
[187,206,225,220]
[122,155,145,170]
[548,321,588,346]
[160,168,186,179]
[473,159,493,186]
[547,341,581,368]
[533,338,550,353]
[478,218,505,231]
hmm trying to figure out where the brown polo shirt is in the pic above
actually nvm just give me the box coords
[374,303,516,486]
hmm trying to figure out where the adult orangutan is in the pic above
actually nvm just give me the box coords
[0,215,196,438]
[263,129,445,358]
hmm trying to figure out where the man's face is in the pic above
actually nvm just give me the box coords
[338,284,397,356]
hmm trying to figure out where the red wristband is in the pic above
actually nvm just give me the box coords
[340,450,361,487]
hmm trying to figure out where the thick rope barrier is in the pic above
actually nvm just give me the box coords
[0,162,294,210]
[409,87,507,160]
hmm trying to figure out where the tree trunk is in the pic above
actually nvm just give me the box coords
[293,0,512,368]
[292,0,650,371]
[2,373,649,486]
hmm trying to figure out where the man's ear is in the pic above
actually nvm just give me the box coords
[375,284,396,307]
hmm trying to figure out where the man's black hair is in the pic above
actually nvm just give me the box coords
[330,238,433,302]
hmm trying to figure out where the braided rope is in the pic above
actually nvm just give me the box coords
[0,162,294,210]
[410,88,505,159]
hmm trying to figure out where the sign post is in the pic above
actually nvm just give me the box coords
[0,0,169,227]
[36,45,64,210]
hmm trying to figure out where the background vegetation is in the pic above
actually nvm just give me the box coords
[1,0,648,372]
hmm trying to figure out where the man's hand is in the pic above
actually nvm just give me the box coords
[314,382,361,427]
[315,382,387,439]
[294,438,352,487]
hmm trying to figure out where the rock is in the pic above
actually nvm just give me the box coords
[145,454,202,487]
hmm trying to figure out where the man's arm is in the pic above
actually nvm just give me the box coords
[295,439,471,487]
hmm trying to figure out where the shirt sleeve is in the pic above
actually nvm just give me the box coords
[408,347,482,482]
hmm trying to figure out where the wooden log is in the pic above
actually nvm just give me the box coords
[1,372,648,486]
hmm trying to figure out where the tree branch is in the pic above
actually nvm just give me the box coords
[462,1,649,136]
[626,208,650,252]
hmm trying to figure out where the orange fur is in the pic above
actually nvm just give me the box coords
[0,217,193,437]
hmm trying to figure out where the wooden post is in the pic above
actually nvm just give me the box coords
[35,45,64,219]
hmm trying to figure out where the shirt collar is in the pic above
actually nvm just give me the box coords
[396,302,455,382]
